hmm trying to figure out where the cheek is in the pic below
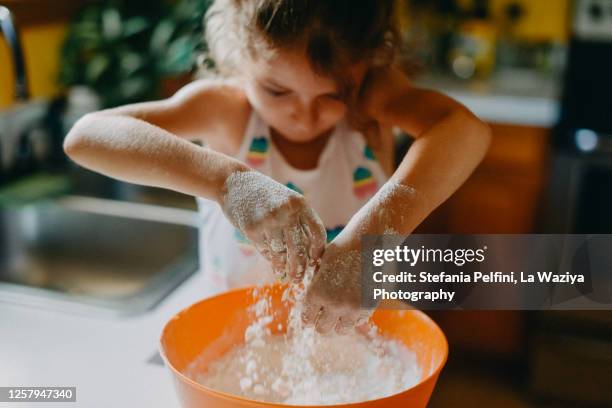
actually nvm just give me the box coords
[319,100,347,127]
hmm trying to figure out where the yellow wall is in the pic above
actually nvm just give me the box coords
[490,0,570,42]
[454,0,570,42]
[1,1,570,109]
[0,23,68,109]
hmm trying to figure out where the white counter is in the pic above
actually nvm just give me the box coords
[443,90,559,128]
[0,271,213,408]
[416,71,562,128]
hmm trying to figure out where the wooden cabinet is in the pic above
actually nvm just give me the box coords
[416,124,551,234]
[428,310,526,356]
[416,124,550,356]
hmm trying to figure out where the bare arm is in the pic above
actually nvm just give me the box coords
[346,66,492,237]
[63,79,327,280]
[302,67,491,333]
[63,79,250,201]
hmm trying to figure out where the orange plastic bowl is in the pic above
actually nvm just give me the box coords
[160,285,448,408]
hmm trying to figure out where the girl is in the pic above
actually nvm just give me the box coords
[63,0,491,334]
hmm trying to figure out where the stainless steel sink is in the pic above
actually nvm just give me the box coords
[0,196,200,316]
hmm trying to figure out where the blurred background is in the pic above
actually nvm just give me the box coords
[1,0,611,406]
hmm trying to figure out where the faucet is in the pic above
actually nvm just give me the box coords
[0,5,29,102]
[0,5,32,181]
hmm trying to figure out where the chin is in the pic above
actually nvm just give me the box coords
[279,125,334,144]
[287,133,319,143]
[272,127,316,143]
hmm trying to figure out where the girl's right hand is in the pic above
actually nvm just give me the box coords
[220,170,327,282]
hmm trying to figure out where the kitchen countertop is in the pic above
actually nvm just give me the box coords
[416,70,561,128]
[0,270,215,408]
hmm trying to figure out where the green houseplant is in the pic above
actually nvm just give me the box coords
[59,0,212,108]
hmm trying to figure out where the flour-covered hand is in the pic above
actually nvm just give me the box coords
[221,170,326,282]
[301,238,371,334]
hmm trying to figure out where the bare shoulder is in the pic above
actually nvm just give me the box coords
[362,66,470,137]
[168,77,252,155]
[99,77,252,156]
[172,77,246,110]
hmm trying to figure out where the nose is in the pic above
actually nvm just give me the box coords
[291,99,318,134]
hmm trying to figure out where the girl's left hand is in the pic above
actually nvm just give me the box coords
[301,236,371,334]
[301,181,421,334]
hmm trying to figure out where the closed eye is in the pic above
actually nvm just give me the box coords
[324,93,342,101]
[263,85,290,97]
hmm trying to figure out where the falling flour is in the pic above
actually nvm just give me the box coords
[186,288,421,405]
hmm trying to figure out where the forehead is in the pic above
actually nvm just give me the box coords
[245,47,367,94]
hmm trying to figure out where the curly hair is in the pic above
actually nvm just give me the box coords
[200,0,415,146]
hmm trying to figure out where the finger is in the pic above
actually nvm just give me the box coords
[334,320,350,335]
[270,252,288,281]
[314,307,337,334]
[355,311,371,326]
[266,228,287,279]
[283,225,298,283]
[355,312,372,335]
[296,220,312,282]
[268,228,287,254]
[255,230,272,261]
[300,209,326,265]
[334,316,355,335]
[286,224,308,283]
[298,216,315,262]
[300,296,320,326]
[246,227,285,276]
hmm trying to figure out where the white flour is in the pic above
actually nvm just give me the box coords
[222,170,301,230]
[189,287,421,405]
[352,180,419,235]
[221,170,326,281]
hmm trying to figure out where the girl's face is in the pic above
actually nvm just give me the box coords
[241,48,367,143]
